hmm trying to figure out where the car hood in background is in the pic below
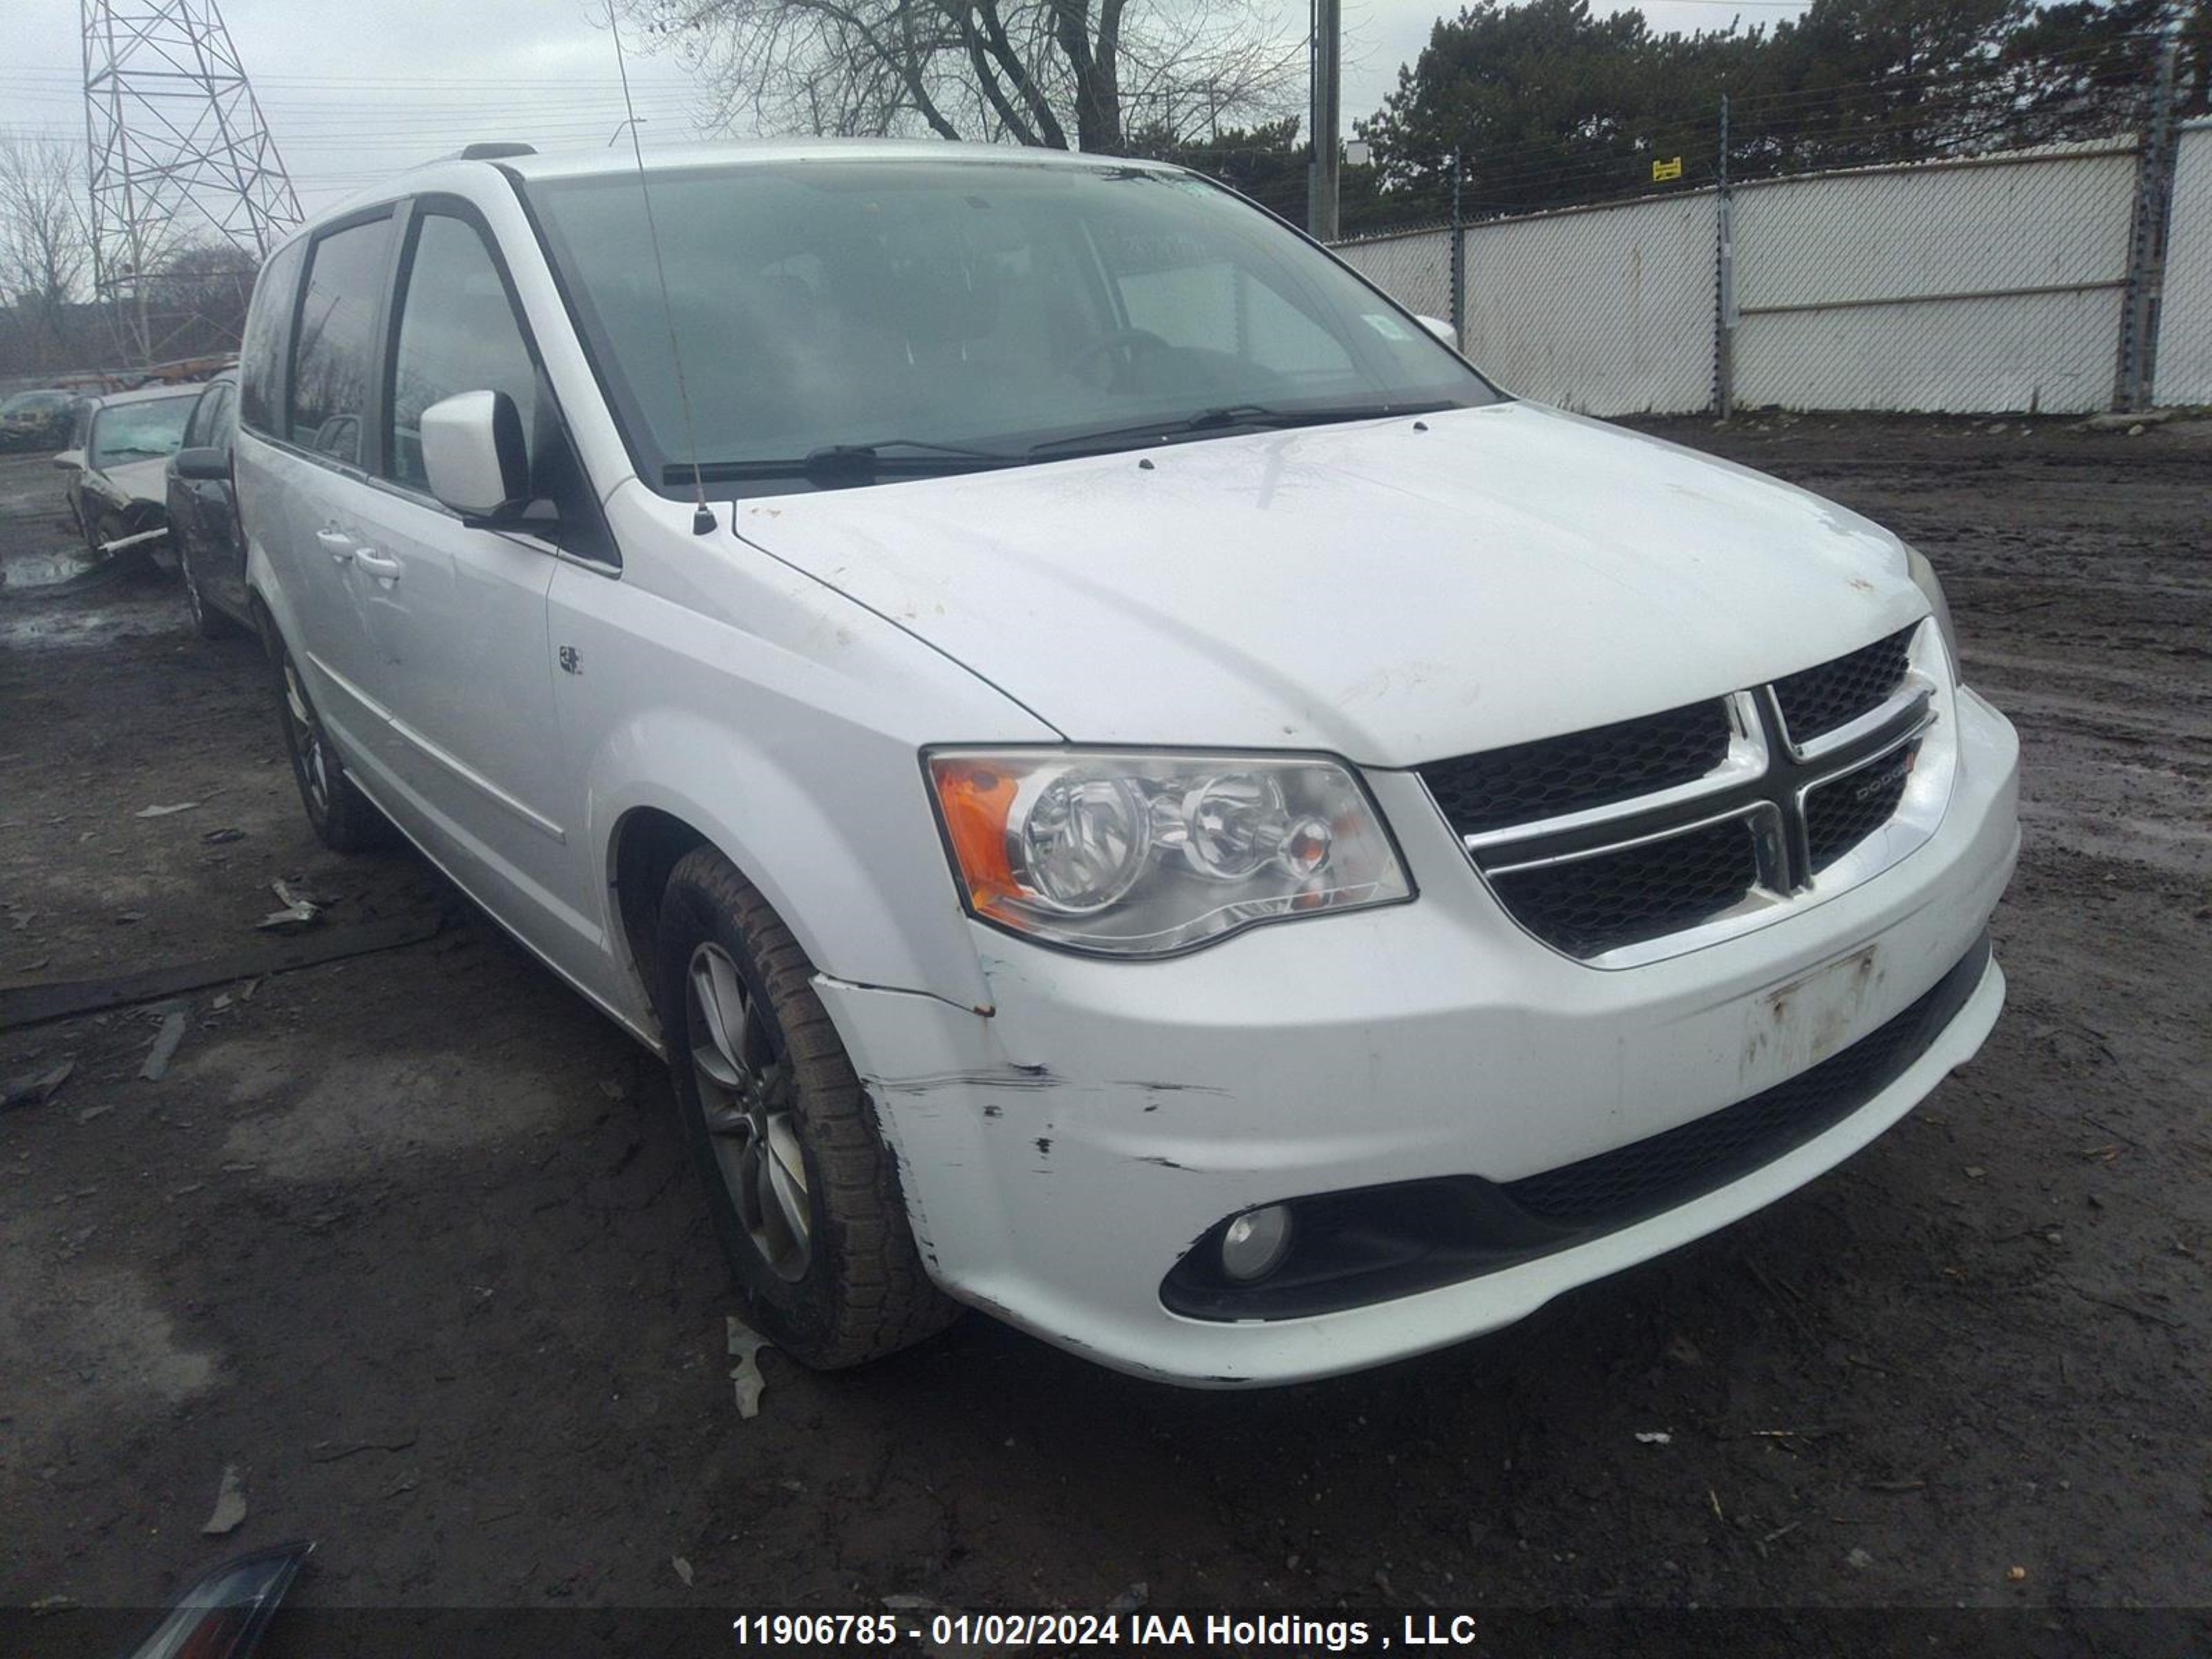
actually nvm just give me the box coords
[732,402,1931,767]
[105,456,174,506]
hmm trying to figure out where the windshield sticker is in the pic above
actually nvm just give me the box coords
[1361,313,1414,341]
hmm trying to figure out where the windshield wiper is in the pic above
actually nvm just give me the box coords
[1029,400,1455,458]
[669,438,1022,486]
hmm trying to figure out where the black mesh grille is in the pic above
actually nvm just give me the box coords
[1488,816,1758,958]
[1773,627,1914,744]
[1504,934,1987,1228]
[1419,700,1732,838]
[1805,741,1919,872]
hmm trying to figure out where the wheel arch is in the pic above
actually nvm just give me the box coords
[589,717,997,1036]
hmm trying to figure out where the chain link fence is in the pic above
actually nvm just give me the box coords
[1331,225,1455,328]
[1329,55,2204,418]
[2154,119,2212,405]
[1459,191,1719,417]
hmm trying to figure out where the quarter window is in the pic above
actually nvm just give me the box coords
[288,216,393,465]
[238,239,304,435]
[387,213,537,493]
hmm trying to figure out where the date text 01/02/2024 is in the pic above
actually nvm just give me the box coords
[728,1611,1485,1650]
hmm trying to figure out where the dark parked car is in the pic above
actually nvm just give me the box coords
[167,370,252,636]
[55,384,202,559]
[0,387,75,452]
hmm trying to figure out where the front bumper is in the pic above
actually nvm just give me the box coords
[820,688,2019,1387]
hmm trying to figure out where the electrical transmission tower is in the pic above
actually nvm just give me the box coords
[81,0,301,365]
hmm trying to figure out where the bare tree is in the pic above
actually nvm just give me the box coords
[620,0,1302,153]
[0,129,93,371]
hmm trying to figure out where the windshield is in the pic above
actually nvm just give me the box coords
[3,391,69,418]
[90,395,196,467]
[523,158,1499,490]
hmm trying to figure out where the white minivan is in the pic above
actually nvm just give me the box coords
[232,140,2018,1386]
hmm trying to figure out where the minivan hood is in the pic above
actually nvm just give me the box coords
[733,402,1929,766]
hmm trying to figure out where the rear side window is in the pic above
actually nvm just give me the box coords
[386,214,537,493]
[288,216,394,465]
[238,240,305,434]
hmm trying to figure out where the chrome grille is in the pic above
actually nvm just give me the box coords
[1805,737,1920,871]
[1773,626,1914,746]
[1421,702,1732,838]
[1488,816,1760,958]
[1421,623,1942,966]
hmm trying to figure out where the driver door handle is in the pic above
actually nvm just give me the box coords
[353,547,403,581]
[315,527,356,563]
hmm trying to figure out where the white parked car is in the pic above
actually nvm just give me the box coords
[232,141,2018,1386]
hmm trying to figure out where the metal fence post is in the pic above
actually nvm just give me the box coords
[1450,147,1467,346]
[2112,24,2182,411]
[1714,93,1736,418]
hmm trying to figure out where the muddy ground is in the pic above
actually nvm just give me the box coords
[1,416,2206,1652]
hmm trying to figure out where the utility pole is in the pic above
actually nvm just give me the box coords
[82,0,301,366]
[1309,0,1342,240]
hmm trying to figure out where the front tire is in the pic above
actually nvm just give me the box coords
[182,555,232,639]
[270,637,384,852]
[657,847,957,1369]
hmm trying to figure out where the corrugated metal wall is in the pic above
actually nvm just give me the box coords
[2153,120,2212,406]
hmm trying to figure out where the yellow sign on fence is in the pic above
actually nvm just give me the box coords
[1652,156,1683,182]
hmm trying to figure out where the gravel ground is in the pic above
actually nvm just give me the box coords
[1,415,2206,1652]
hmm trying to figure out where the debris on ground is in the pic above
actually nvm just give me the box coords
[727,1314,771,1418]
[200,1464,247,1535]
[0,912,440,1029]
[201,827,246,845]
[1,1058,75,1112]
[1106,1582,1150,1613]
[134,800,201,818]
[672,1556,694,1586]
[258,880,324,932]
[1635,1430,1674,1445]
[140,1010,188,1080]
[1846,1547,1875,1569]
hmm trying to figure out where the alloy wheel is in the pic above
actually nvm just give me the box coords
[281,657,329,818]
[686,941,812,1282]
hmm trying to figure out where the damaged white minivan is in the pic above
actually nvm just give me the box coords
[233,141,2017,1386]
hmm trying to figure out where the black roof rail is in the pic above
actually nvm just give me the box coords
[451,142,538,161]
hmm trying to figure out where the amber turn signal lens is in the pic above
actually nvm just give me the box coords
[930,758,1020,910]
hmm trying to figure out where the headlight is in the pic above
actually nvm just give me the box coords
[926,749,1413,957]
[1904,543,1959,671]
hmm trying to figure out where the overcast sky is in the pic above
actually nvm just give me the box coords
[8,0,1805,219]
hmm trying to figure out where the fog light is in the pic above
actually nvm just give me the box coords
[1219,1204,1293,1282]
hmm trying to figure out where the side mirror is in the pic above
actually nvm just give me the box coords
[1416,315,1459,347]
[174,445,229,482]
[420,389,528,521]
[53,449,84,471]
